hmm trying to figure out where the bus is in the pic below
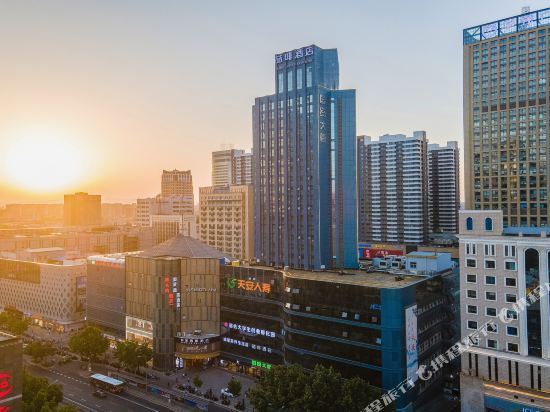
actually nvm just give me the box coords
[90,373,125,393]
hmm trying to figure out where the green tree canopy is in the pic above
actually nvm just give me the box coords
[227,377,242,397]
[193,375,203,389]
[249,364,382,412]
[114,340,152,373]
[24,341,56,363]
[68,326,108,361]
[23,370,69,412]
[0,310,31,335]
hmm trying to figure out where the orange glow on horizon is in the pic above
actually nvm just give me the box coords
[1,128,90,193]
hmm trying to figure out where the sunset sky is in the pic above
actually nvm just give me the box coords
[1,0,548,204]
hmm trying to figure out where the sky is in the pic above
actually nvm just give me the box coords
[1,0,549,204]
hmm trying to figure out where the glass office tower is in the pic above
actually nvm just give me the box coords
[252,45,357,270]
[464,8,550,227]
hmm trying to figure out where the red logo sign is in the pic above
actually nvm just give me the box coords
[0,373,13,400]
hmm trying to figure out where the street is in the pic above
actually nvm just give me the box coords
[26,363,177,412]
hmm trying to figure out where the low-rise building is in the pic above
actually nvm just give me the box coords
[0,258,87,331]
[87,252,141,340]
[151,214,197,245]
[0,332,22,411]
[125,235,226,370]
[220,263,456,411]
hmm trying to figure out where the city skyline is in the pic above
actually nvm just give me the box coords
[1,0,548,205]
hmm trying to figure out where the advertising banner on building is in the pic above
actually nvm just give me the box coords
[405,305,418,380]
[76,276,86,312]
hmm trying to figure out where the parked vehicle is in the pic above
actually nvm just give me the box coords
[221,388,235,398]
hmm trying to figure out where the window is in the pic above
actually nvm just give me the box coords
[486,307,497,317]
[505,261,516,270]
[296,67,303,89]
[484,244,496,256]
[468,320,478,330]
[507,342,519,353]
[278,71,284,93]
[287,70,293,92]
[486,291,497,301]
[467,305,478,314]
[306,65,312,88]
[505,277,517,287]
[487,339,498,349]
[466,217,474,230]
[506,309,518,320]
[485,217,493,231]
[466,243,477,255]
[487,323,498,333]
[504,245,516,257]
[466,274,477,283]
[410,262,417,269]
[467,290,478,298]
[485,275,496,285]
[506,294,517,303]
[485,260,496,269]
[466,259,477,268]
[507,326,518,336]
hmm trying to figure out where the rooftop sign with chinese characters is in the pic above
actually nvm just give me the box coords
[275,46,314,64]
[226,277,271,294]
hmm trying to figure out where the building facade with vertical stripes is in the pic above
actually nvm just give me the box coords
[253,45,357,270]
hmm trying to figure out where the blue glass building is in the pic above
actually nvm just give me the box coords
[252,45,357,270]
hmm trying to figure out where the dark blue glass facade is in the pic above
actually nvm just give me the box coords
[252,45,357,270]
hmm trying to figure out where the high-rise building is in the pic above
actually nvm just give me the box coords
[253,45,357,270]
[232,150,253,186]
[63,192,101,226]
[458,210,550,411]
[464,8,550,227]
[357,132,429,244]
[212,149,242,187]
[199,185,254,260]
[428,141,460,234]
[161,170,194,199]
[212,149,254,187]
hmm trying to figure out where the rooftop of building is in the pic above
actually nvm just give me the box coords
[23,247,65,253]
[464,7,550,45]
[502,226,550,237]
[140,234,228,259]
[87,251,142,265]
[283,267,429,289]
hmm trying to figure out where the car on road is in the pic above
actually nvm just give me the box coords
[145,372,159,380]
[93,389,107,398]
[220,388,235,397]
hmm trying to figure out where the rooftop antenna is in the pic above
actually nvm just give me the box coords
[521,6,530,14]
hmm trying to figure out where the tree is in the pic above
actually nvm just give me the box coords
[22,370,69,412]
[339,376,381,412]
[135,343,153,373]
[227,377,242,397]
[68,326,108,362]
[114,341,152,373]
[302,365,343,412]
[248,364,308,412]
[0,310,30,335]
[24,341,56,363]
[193,375,203,389]
[249,364,382,412]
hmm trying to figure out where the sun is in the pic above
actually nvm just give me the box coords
[2,130,86,192]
